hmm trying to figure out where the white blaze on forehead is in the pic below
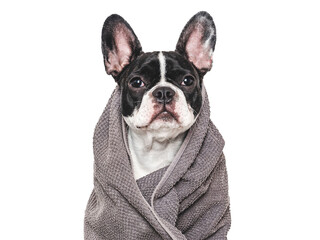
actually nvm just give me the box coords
[158,52,166,83]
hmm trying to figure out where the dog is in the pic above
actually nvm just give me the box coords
[102,11,216,180]
[84,11,231,239]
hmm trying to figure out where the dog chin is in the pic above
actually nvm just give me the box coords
[125,117,195,142]
[145,118,180,130]
[123,107,198,141]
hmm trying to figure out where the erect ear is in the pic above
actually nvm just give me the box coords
[176,11,216,75]
[101,14,142,81]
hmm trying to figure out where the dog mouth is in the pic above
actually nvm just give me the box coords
[136,108,179,129]
[152,110,176,122]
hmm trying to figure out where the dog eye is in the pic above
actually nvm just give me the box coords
[181,76,194,86]
[129,77,145,88]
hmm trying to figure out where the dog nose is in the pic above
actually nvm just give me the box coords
[152,87,175,103]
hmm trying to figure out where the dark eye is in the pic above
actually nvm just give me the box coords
[129,77,145,88]
[181,76,194,86]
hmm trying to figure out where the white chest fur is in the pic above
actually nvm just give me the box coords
[127,128,185,180]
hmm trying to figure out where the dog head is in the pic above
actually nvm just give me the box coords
[101,12,216,141]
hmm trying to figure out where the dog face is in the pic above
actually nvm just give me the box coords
[101,12,216,140]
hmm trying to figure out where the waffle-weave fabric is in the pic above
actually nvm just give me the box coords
[84,86,231,239]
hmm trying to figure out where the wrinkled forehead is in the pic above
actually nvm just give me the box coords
[122,51,198,85]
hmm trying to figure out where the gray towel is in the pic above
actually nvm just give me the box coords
[84,86,231,239]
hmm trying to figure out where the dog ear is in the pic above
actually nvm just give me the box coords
[101,14,142,81]
[176,11,216,75]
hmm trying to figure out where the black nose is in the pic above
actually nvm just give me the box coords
[152,87,175,103]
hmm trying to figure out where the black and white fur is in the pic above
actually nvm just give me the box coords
[102,12,216,179]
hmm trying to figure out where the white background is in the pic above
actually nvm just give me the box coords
[0,0,319,239]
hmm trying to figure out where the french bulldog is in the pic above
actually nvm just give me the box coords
[102,11,216,179]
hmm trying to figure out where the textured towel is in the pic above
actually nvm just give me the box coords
[84,85,231,239]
